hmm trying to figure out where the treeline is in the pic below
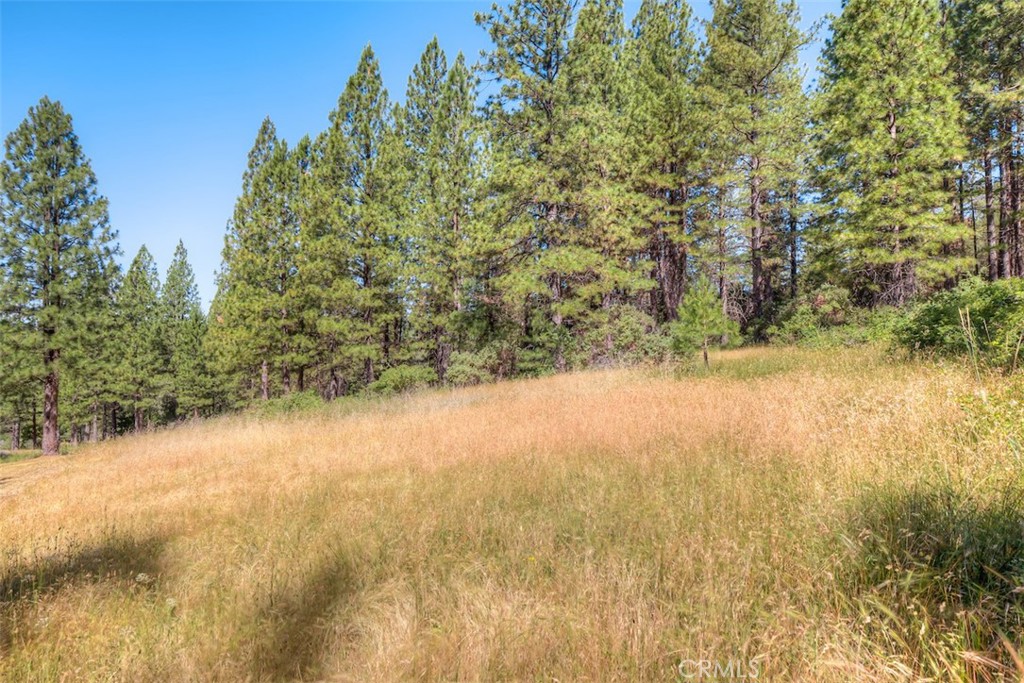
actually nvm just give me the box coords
[1,0,1022,453]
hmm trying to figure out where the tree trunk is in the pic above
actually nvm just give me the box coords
[1012,140,1022,277]
[702,341,709,370]
[750,161,768,321]
[435,324,451,382]
[656,230,687,323]
[282,364,291,394]
[41,354,59,455]
[260,360,270,400]
[297,367,305,393]
[11,419,21,451]
[363,357,374,386]
[134,401,144,433]
[788,191,799,298]
[984,151,997,279]
[602,291,614,357]
[1000,148,1012,278]
[91,405,99,443]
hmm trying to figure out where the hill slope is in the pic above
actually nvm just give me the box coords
[2,347,1021,681]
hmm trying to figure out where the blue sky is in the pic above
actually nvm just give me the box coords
[1,0,840,307]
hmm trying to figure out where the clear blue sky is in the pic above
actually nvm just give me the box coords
[1,0,840,308]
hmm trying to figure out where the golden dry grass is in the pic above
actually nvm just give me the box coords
[1,346,1021,681]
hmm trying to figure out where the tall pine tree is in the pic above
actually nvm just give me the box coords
[700,0,809,326]
[0,97,119,454]
[816,0,968,305]
[116,246,164,432]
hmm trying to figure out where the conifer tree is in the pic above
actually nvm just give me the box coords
[162,241,210,418]
[947,0,1024,279]
[700,0,809,324]
[60,255,120,442]
[560,0,651,360]
[303,45,404,389]
[214,118,302,399]
[403,41,485,380]
[0,283,38,449]
[670,275,739,368]
[816,0,968,305]
[116,246,164,431]
[0,97,119,454]
[480,0,649,369]
[626,0,701,322]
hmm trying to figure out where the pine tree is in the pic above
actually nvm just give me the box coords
[116,246,164,431]
[213,118,303,399]
[480,0,650,370]
[0,97,119,454]
[670,275,739,368]
[162,241,211,418]
[626,0,702,323]
[947,0,1024,279]
[816,0,969,305]
[403,41,486,380]
[0,280,39,449]
[700,0,810,325]
[302,45,404,390]
[60,254,120,443]
[561,0,651,361]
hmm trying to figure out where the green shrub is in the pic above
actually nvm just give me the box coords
[368,365,438,395]
[569,304,670,368]
[446,350,496,387]
[896,277,1024,370]
[253,390,325,417]
[768,285,900,348]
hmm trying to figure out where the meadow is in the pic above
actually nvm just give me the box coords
[2,346,1023,681]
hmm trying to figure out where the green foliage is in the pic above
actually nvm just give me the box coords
[162,242,214,419]
[838,478,1024,661]
[814,0,969,305]
[896,277,1024,370]
[699,0,810,324]
[767,284,900,348]
[0,96,119,452]
[3,2,1017,449]
[446,351,496,387]
[367,365,438,395]
[252,390,325,418]
[768,285,853,345]
[669,276,739,366]
[116,246,165,429]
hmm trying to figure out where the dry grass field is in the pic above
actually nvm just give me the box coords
[2,346,1023,681]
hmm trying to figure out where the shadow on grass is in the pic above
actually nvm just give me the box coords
[836,480,1024,674]
[0,532,167,653]
[1,532,167,606]
[247,553,360,682]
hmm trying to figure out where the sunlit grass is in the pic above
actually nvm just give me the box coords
[1,346,1021,681]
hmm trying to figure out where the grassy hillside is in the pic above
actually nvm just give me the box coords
[2,347,1022,681]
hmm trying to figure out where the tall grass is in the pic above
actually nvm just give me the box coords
[0,346,1021,681]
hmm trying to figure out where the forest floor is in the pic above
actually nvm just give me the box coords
[2,346,1022,682]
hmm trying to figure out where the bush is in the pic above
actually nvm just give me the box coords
[446,350,496,387]
[570,304,671,368]
[253,390,325,417]
[368,365,438,395]
[768,285,899,348]
[896,277,1024,370]
[768,284,851,343]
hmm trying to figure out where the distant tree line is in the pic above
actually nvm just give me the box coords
[2,0,1022,453]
